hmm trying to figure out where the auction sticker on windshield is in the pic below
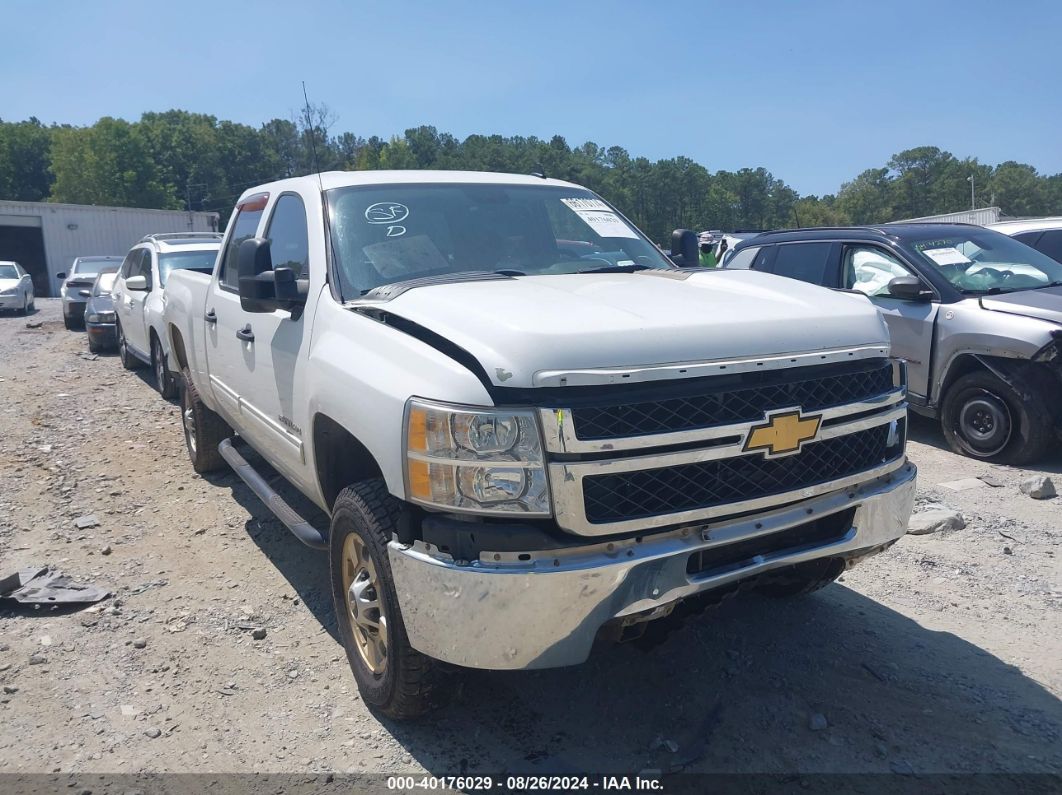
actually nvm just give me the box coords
[561,198,639,239]
[921,247,973,266]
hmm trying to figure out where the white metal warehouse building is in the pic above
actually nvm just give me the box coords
[0,200,219,296]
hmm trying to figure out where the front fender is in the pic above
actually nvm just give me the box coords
[305,299,494,507]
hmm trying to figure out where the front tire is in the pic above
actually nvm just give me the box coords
[179,369,230,473]
[329,480,439,719]
[18,294,28,315]
[63,312,75,331]
[152,335,177,399]
[941,371,1052,465]
[117,322,141,370]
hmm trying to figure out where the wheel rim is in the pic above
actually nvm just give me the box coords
[154,342,165,386]
[341,533,388,674]
[182,393,197,455]
[957,390,1012,456]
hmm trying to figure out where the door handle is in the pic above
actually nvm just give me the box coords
[236,324,255,343]
[205,309,217,324]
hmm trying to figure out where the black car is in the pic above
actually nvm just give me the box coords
[725,224,1062,463]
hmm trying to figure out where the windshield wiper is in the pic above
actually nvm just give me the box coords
[576,263,653,274]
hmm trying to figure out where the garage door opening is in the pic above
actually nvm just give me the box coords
[0,224,49,296]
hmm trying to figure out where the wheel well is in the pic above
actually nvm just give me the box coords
[313,414,384,512]
[169,326,189,372]
[939,353,984,399]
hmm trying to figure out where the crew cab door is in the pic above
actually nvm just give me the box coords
[205,193,313,480]
[841,244,939,400]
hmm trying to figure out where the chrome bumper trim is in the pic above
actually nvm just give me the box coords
[548,404,907,536]
[540,389,905,454]
[532,344,890,387]
[389,462,916,670]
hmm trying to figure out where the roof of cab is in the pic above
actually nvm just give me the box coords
[237,170,585,204]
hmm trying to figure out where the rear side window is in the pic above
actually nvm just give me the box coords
[219,194,268,289]
[265,194,310,278]
[1033,230,1062,264]
[1012,231,1043,248]
[725,246,759,269]
[770,242,834,286]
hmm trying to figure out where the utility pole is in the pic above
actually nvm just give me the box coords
[967,174,975,211]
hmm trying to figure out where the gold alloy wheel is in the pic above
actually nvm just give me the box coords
[341,533,388,674]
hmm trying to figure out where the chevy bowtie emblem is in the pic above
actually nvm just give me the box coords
[744,409,822,458]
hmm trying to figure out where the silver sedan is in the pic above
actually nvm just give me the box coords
[0,261,35,314]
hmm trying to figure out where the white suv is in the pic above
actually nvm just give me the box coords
[112,233,222,397]
[988,217,1062,264]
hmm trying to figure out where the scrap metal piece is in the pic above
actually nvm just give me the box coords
[0,566,110,605]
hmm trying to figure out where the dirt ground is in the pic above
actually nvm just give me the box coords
[0,300,1059,784]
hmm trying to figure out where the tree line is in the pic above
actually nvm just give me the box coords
[2,110,1061,241]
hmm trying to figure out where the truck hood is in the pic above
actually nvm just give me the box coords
[370,270,890,389]
[980,286,1062,325]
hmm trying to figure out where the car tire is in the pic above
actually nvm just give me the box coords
[18,294,28,315]
[117,322,141,370]
[152,335,177,399]
[941,370,1052,465]
[755,558,845,598]
[88,338,102,354]
[179,369,230,473]
[330,480,440,719]
[63,312,75,331]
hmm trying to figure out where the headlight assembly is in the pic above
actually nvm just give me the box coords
[87,311,115,323]
[0,287,16,296]
[404,399,550,516]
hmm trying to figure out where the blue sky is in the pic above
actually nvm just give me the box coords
[3,0,1060,195]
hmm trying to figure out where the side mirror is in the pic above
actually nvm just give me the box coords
[125,275,148,291]
[237,238,308,315]
[78,289,92,298]
[56,272,67,280]
[669,229,699,267]
[887,276,933,302]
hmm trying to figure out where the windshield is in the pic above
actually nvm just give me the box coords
[326,183,673,296]
[93,273,118,296]
[902,229,1062,294]
[0,264,18,279]
[159,250,218,287]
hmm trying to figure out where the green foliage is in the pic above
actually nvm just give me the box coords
[1,112,1060,234]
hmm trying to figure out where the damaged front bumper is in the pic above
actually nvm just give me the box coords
[388,461,917,670]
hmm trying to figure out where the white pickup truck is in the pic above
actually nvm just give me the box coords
[164,170,916,717]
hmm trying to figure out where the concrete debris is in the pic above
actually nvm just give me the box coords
[132,638,147,649]
[938,477,986,492]
[907,505,965,535]
[978,474,1004,488]
[1019,475,1056,500]
[144,727,162,739]
[74,515,100,529]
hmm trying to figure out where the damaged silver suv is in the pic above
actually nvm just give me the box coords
[725,224,1062,463]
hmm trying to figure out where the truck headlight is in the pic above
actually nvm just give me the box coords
[404,399,550,516]
[87,311,115,323]
[0,287,16,296]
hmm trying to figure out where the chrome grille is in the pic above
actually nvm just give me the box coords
[582,423,899,525]
[570,359,894,441]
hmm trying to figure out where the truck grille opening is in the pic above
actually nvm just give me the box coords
[571,359,893,441]
[582,424,896,525]
[686,508,856,578]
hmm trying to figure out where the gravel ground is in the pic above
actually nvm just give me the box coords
[0,299,1059,782]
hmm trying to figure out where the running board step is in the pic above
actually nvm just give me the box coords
[218,438,328,550]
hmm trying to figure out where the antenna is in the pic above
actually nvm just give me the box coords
[302,81,325,184]
[301,82,345,302]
